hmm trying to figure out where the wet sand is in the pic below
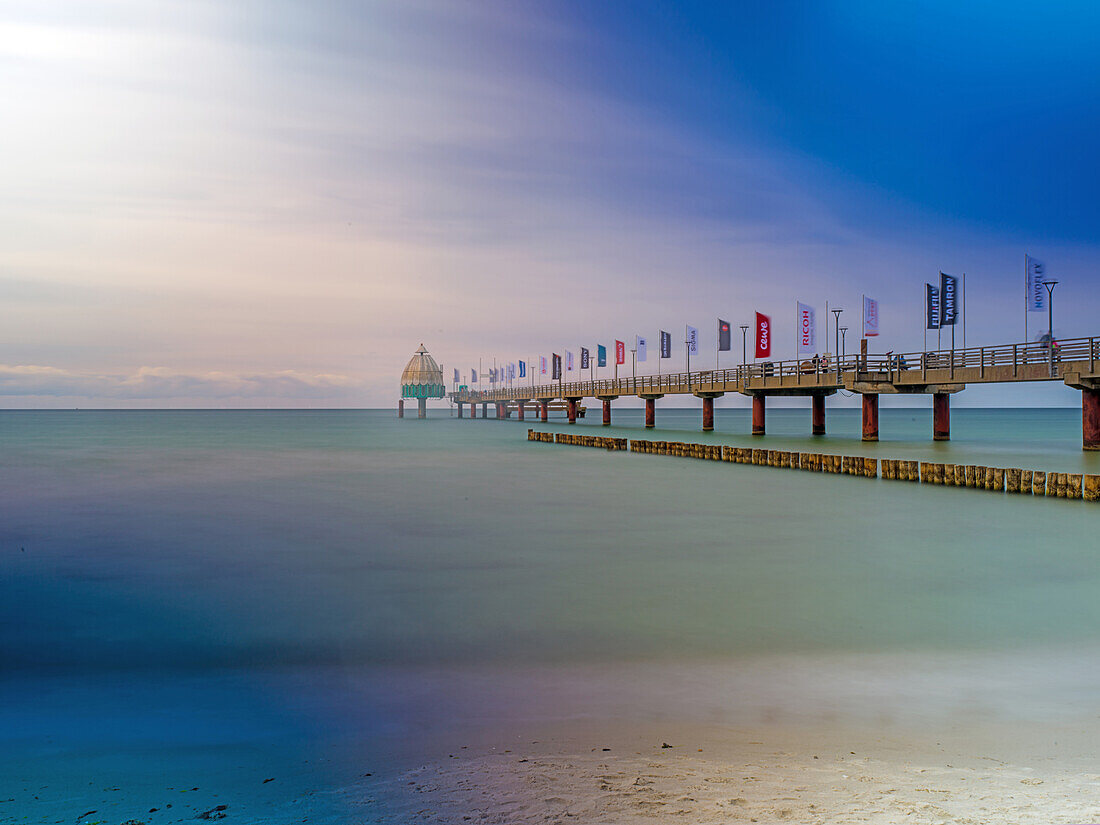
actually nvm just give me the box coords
[374,720,1100,824]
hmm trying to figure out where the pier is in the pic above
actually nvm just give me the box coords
[451,336,1100,450]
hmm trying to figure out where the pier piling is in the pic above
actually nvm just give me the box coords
[862,394,879,441]
[812,393,826,435]
[752,395,766,435]
[933,392,950,441]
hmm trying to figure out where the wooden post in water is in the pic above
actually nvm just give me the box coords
[398,399,404,418]
[1084,388,1100,450]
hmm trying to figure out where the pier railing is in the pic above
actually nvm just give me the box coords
[455,335,1100,400]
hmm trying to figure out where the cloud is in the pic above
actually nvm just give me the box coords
[0,364,361,404]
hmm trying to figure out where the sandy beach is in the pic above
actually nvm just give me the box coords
[370,720,1100,824]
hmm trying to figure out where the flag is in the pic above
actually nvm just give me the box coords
[1026,256,1046,312]
[718,319,732,352]
[519,360,526,378]
[660,330,672,359]
[686,325,699,355]
[615,340,626,364]
[540,356,547,375]
[508,363,515,381]
[863,296,879,337]
[472,368,478,383]
[636,335,648,362]
[597,344,607,367]
[580,347,590,370]
[552,353,562,379]
[566,350,574,371]
[796,303,815,354]
[939,273,958,326]
[925,285,940,330]
[754,312,770,358]
[453,368,459,383]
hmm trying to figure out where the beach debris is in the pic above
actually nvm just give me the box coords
[661,743,673,749]
[197,805,228,820]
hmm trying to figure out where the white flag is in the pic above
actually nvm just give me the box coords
[796,302,816,354]
[685,325,699,355]
[863,296,879,337]
[636,335,648,362]
[566,350,574,371]
[1026,256,1046,312]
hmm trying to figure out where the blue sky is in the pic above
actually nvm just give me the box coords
[1,1,1097,406]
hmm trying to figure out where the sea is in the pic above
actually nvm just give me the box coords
[3,407,1100,823]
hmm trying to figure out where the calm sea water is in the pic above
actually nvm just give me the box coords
[3,408,1099,822]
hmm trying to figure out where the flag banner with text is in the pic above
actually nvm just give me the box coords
[636,335,647,361]
[508,363,515,381]
[519,360,526,378]
[472,369,478,383]
[454,368,460,383]
[552,353,561,379]
[597,344,607,367]
[1027,256,1046,312]
[796,303,815,354]
[863,296,879,337]
[540,356,547,375]
[615,340,626,364]
[660,330,672,359]
[939,273,959,326]
[566,351,574,371]
[580,347,590,370]
[925,285,940,330]
[718,319,732,352]
[755,312,771,358]
[686,326,699,356]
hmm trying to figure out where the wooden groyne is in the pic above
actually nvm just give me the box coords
[527,430,1100,501]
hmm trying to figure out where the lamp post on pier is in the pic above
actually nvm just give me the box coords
[1044,280,1059,376]
[831,308,843,374]
[840,327,848,362]
[740,324,749,385]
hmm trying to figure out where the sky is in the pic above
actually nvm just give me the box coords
[2,0,1099,408]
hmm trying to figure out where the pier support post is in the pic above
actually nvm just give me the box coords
[418,398,426,419]
[702,396,714,432]
[540,400,549,423]
[457,401,463,418]
[752,394,765,436]
[1084,388,1100,450]
[812,394,825,435]
[481,403,488,419]
[933,392,950,441]
[645,397,656,429]
[862,393,879,442]
[603,399,612,426]
[398,399,404,418]
[566,398,578,424]
[516,402,525,421]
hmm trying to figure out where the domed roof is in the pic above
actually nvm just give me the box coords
[401,343,445,399]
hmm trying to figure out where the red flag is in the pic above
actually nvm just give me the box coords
[615,340,626,364]
[755,312,771,358]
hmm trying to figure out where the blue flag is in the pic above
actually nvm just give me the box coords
[519,360,526,378]
[597,344,607,367]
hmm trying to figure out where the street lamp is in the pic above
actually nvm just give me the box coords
[1044,280,1059,375]
[831,308,843,373]
[740,324,750,384]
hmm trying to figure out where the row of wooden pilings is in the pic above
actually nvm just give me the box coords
[529,430,1100,501]
[527,430,628,450]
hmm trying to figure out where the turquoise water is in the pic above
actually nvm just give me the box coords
[2,408,1099,822]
